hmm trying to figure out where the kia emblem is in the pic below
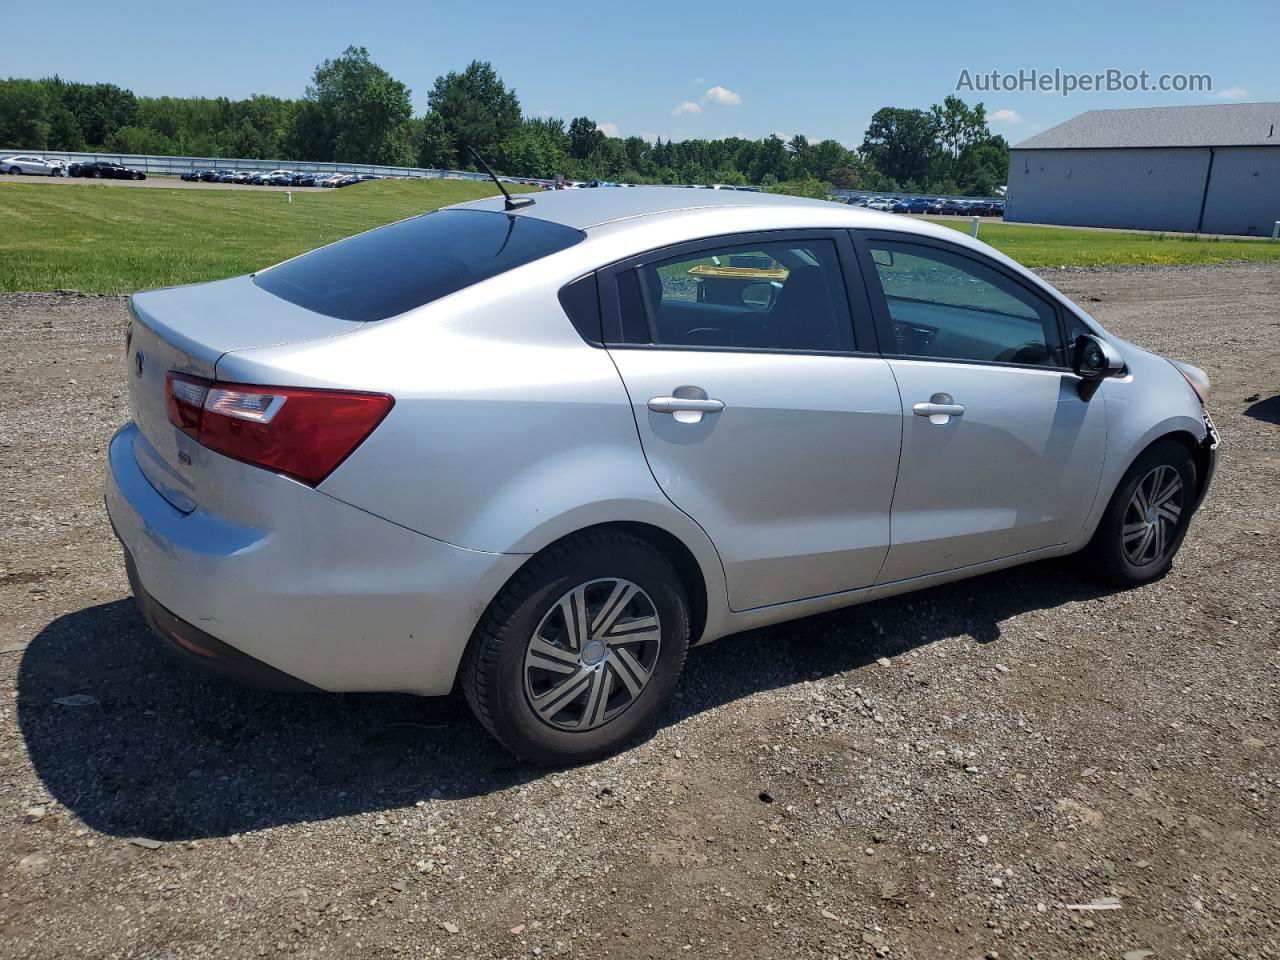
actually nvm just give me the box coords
[134,350,145,378]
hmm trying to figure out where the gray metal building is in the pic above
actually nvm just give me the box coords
[1005,102,1280,236]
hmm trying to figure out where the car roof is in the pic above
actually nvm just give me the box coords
[455,186,849,231]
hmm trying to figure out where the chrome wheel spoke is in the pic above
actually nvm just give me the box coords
[610,647,652,697]
[581,667,611,729]
[1131,482,1150,516]
[524,577,662,732]
[557,585,590,653]
[531,666,593,722]
[1152,470,1181,508]
[1122,521,1148,543]
[527,637,579,674]
[1135,525,1154,561]
[590,580,638,640]
[604,613,660,646]
[1123,465,1185,565]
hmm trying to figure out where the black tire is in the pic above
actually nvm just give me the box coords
[1084,439,1197,586]
[93,170,102,178]
[8,166,20,175]
[460,530,689,766]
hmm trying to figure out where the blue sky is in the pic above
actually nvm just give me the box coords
[4,0,1276,146]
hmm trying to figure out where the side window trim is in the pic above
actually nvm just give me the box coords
[598,228,876,355]
[850,229,1072,370]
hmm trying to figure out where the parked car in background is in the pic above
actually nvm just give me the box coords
[104,188,1218,765]
[216,171,239,183]
[265,170,295,186]
[70,160,146,180]
[2,154,66,175]
[321,173,346,187]
[232,171,253,184]
[180,170,206,182]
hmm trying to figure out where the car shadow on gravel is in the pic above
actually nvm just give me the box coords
[1243,393,1280,425]
[18,560,1111,840]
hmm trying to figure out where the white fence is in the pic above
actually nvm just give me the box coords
[0,148,552,183]
[3,149,1007,200]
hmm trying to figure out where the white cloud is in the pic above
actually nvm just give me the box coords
[639,131,661,144]
[1215,86,1248,100]
[989,109,1023,125]
[672,100,702,116]
[703,85,742,106]
[596,121,619,137]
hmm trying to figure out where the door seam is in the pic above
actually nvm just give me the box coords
[602,347,734,604]
[872,358,907,585]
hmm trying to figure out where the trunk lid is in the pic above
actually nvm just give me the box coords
[127,275,360,509]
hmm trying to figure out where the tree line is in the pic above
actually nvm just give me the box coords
[0,48,1008,195]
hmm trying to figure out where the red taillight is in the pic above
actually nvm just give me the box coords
[165,373,393,486]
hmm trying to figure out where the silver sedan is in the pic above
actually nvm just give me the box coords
[2,154,65,175]
[106,188,1217,765]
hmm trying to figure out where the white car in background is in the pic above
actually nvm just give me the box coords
[2,154,66,176]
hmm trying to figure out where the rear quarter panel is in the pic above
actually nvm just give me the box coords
[214,247,731,629]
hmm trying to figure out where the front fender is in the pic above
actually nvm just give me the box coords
[1066,343,1209,551]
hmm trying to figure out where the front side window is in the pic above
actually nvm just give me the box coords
[867,241,1062,367]
[614,239,855,352]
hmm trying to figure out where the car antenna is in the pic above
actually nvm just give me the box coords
[469,148,534,211]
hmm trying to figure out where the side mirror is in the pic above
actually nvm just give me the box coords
[1072,334,1124,399]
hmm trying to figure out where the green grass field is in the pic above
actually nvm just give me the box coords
[1,179,1278,294]
[0,178,525,294]
[926,218,1280,268]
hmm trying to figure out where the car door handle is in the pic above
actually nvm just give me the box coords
[647,396,725,415]
[912,401,966,418]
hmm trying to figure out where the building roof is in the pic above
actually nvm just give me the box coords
[457,186,834,229]
[1012,102,1280,150]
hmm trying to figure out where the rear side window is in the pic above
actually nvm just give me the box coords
[612,238,855,353]
[254,209,585,322]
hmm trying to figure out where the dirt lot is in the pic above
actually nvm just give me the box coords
[1,264,1277,959]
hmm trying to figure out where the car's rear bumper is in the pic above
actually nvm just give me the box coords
[105,423,525,695]
[121,547,320,691]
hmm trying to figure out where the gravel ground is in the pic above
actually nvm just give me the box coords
[0,263,1277,959]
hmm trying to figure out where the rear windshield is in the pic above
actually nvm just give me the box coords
[253,208,585,322]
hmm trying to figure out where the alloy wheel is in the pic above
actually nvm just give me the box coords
[1122,464,1184,566]
[523,578,662,731]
